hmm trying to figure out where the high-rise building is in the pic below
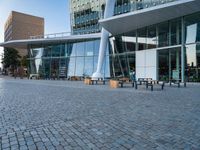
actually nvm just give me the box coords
[70,0,105,34]
[4,11,44,56]
[70,0,136,34]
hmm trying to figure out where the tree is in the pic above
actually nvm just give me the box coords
[2,48,21,73]
[21,55,28,67]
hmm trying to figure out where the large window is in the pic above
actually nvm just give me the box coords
[28,39,110,78]
[170,19,181,46]
[68,57,76,77]
[158,22,169,47]
[76,42,85,56]
[158,47,181,81]
[185,44,200,82]
[147,25,157,49]
[84,57,94,76]
[75,57,84,76]
[138,28,147,50]
[123,31,136,52]
[185,12,200,44]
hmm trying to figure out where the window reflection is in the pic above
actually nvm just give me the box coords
[76,42,85,56]
[75,57,84,76]
[185,44,200,82]
[158,48,181,81]
[185,13,200,44]
[138,28,147,50]
[84,57,94,76]
[147,26,157,49]
[122,31,136,52]
[68,57,76,77]
[158,22,169,47]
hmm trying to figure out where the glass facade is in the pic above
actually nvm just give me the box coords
[109,34,136,78]
[185,13,200,82]
[158,47,181,81]
[27,3,200,82]
[70,0,179,34]
[28,39,110,79]
[109,12,200,82]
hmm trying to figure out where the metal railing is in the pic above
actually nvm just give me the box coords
[114,0,180,15]
[30,32,72,39]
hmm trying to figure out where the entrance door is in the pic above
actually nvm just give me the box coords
[158,47,181,81]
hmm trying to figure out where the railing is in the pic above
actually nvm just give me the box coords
[114,0,180,15]
[30,32,71,39]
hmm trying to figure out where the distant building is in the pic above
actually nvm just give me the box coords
[4,11,44,56]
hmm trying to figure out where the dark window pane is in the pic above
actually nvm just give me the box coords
[147,26,157,49]
[138,28,147,50]
[158,22,169,47]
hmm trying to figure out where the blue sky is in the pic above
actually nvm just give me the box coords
[0,0,71,67]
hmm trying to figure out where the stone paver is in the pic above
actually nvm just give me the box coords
[0,77,200,150]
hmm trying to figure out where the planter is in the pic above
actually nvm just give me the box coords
[109,80,119,88]
[84,78,92,85]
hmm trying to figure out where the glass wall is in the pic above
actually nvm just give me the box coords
[109,12,200,82]
[158,47,181,81]
[109,32,136,78]
[185,12,200,82]
[29,12,200,82]
[28,39,110,79]
[70,0,178,34]
[185,44,200,82]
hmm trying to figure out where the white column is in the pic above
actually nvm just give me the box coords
[92,0,116,79]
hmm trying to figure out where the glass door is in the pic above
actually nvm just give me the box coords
[158,47,181,81]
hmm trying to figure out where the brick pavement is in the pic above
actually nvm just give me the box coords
[0,78,200,150]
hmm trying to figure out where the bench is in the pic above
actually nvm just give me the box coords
[29,74,39,80]
[169,79,187,88]
[135,79,165,91]
[91,78,106,85]
[118,79,135,88]
[135,78,152,89]
[147,80,165,91]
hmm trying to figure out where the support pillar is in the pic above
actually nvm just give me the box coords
[92,0,116,79]
[181,17,185,82]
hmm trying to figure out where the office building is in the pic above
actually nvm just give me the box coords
[4,11,44,56]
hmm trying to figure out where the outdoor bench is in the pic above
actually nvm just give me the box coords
[118,79,135,88]
[91,78,106,85]
[169,79,186,88]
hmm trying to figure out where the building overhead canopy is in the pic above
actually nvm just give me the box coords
[99,0,200,35]
[0,33,101,49]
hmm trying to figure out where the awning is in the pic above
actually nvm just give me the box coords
[99,0,200,35]
[0,33,101,49]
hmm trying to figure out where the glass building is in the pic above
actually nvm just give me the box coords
[1,0,200,82]
[28,38,110,79]
[70,0,178,34]
[108,13,200,82]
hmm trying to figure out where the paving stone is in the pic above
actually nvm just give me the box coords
[0,78,200,149]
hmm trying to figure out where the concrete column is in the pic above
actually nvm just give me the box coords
[176,49,180,77]
[181,17,185,82]
[92,0,116,79]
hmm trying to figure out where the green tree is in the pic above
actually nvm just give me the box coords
[21,55,28,67]
[2,48,21,73]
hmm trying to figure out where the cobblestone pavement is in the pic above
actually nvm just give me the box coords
[0,77,200,150]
